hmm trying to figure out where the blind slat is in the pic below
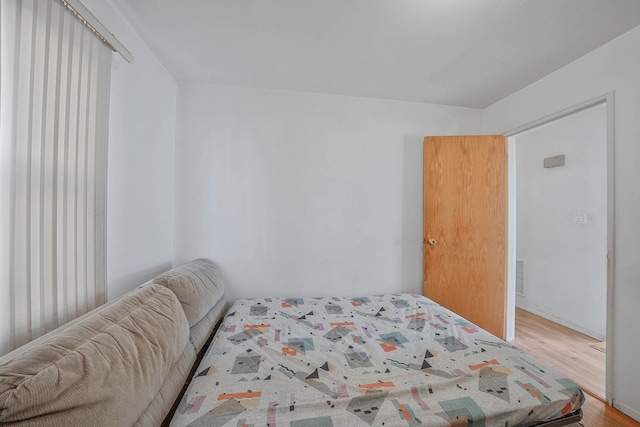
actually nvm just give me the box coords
[0,0,20,355]
[75,30,90,316]
[14,0,36,348]
[56,10,73,326]
[30,0,53,341]
[43,1,63,333]
[85,38,99,311]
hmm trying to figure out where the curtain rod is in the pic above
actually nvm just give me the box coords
[60,0,133,63]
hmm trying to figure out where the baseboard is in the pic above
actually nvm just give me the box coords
[614,400,640,423]
[516,304,606,342]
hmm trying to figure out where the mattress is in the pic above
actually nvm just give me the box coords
[170,294,584,426]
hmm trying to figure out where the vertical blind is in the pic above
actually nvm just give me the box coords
[0,0,111,353]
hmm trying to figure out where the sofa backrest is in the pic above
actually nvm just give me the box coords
[152,258,227,354]
[152,258,225,328]
[0,284,189,427]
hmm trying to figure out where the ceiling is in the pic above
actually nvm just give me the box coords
[112,0,640,109]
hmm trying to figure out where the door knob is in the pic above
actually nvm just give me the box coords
[427,238,437,246]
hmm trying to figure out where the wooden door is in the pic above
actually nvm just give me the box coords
[423,135,507,339]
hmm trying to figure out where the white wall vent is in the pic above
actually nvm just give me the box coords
[516,260,526,297]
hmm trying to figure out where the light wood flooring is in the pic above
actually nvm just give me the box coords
[514,308,640,427]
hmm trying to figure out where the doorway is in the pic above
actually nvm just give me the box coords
[506,96,612,403]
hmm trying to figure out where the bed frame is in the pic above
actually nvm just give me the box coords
[535,410,583,426]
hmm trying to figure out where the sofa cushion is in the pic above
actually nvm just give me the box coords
[152,258,225,328]
[188,297,228,352]
[0,284,189,427]
[136,341,196,427]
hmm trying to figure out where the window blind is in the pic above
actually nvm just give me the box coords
[0,0,111,353]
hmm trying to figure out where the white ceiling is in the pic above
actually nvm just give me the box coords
[112,0,640,108]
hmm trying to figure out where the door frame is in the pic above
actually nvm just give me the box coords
[502,92,615,405]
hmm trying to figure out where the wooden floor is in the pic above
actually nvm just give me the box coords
[514,308,640,427]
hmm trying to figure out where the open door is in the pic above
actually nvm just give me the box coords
[423,135,507,339]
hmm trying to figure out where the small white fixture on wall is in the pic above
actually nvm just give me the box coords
[572,213,588,224]
[543,154,565,168]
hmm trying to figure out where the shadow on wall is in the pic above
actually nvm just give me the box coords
[400,135,427,294]
[108,261,174,301]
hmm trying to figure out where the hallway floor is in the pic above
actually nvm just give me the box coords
[513,308,639,426]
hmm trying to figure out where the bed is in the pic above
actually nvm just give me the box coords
[169,293,584,427]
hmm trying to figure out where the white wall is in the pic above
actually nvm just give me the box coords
[174,84,482,303]
[484,25,640,421]
[515,104,607,340]
[81,0,177,300]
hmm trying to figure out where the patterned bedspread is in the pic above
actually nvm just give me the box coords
[170,294,584,427]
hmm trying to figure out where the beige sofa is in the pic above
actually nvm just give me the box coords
[0,258,228,427]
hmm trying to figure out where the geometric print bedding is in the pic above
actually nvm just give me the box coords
[170,294,584,427]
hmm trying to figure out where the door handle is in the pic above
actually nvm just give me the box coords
[427,238,437,246]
